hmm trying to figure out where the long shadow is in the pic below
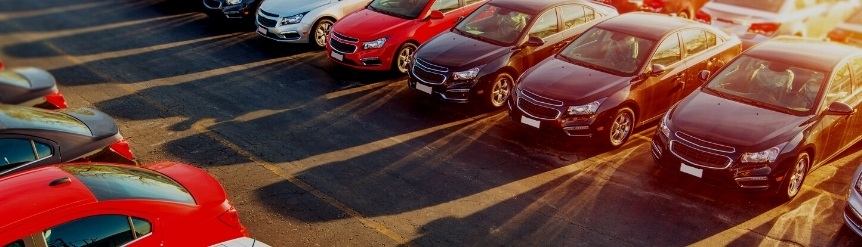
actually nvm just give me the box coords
[0,0,173,35]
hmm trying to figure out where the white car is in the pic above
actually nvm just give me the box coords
[695,0,859,48]
[255,0,372,48]
[211,237,272,247]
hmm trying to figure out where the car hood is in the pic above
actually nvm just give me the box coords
[333,9,415,39]
[261,0,331,16]
[60,108,120,139]
[669,90,808,148]
[519,57,630,105]
[14,67,56,90]
[415,31,511,68]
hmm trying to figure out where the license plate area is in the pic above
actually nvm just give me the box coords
[520,116,540,128]
[416,83,432,94]
[680,163,703,178]
[257,26,267,35]
[331,51,344,61]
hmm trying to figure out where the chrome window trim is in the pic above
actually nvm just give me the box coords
[668,140,732,169]
[674,131,736,153]
[120,233,153,247]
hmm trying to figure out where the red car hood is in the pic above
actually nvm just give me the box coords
[333,9,416,40]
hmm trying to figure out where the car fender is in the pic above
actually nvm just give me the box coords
[595,84,634,120]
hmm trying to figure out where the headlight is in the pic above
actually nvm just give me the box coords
[281,13,306,25]
[226,0,242,5]
[452,67,482,80]
[659,112,671,137]
[567,99,605,115]
[363,37,387,50]
[740,143,787,163]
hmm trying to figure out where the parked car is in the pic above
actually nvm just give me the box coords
[828,8,862,47]
[408,0,617,109]
[696,0,859,48]
[0,67,67,109]
[0,105,136,176]
[652,37,862,201]
[255,0,372,48]
[203,0,261,19]
[327,0,489,73]
[0,162,252,246]
[509,12,741,148]
[596,0,709,19]
[214,237,273,247]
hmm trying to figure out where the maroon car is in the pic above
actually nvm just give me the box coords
[651,37,862,201]
[508,12,741,148]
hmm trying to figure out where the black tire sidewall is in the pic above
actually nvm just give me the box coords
[777,152,809,201]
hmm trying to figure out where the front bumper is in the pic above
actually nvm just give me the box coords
[326,33,394,71]
[406,62,485,104]
[255,14,311,43]
[506,91,607,138]
[650,131,785,192]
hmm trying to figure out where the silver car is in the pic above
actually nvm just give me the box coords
[255,0,372,48]
[696,0,859,48]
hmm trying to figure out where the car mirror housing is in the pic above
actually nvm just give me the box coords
[525,36,544,47]
[428,10,444,20]
[649,64,667,76]
[698,70,711,83]
[825,101,856,116]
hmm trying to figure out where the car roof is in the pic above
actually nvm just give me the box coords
[745,36,862,72]
[489,0,606,14]
[0,165,97,231]
[596,12,703,40]
[0,105,93,136]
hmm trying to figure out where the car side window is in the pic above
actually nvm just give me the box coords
[430,0,459,13]
[560,5,592,29]
[651,33,682,67]
[528,9,560,39]
[851,57,862,93]
[43,215,152,247]
[2,240,24,247]
[825,63,852,106]
[680,29,708,57]
[0,139,37,171]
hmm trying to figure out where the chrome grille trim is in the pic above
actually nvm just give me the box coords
[332,32,358,42]
[260,9,279,18]
[414,58,448,72]
[675,131,735,153]
[411,61,447,85]
[517,97,561,120]
[669,141,732,169]
[520,89,563,106]
[329,38,357,54]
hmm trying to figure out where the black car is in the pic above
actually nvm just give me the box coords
[408,0,618,108]
[652,37,862,201]
[508,12,741,148]
[0,105,136,176]
[0,67,67,109]
[203,0,261,19]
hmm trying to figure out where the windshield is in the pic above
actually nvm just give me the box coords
[705,55,825,114]
[62,165,196,204]
[368,0,431,19]
[558,28,655,75]
[0,105,92,136]
[713,0,785,13]
[454,5,533,45]
[0,71,30,88]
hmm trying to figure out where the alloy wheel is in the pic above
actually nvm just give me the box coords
[490,76,510,107]
[314,21,332,48]
[787,154,809,198]
[397,45,414,73]
[610,111,633,146]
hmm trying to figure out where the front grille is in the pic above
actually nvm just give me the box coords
[518,98,560,120]
[521,90,563,106]
[332,32,358,42]
[846,205,862,229]
[670,141,732,169]
[258,15,277,28]
[260,9,278,18]
[414,58,448,72]
[675,131,735,153]
[330,38,357,53]
[413,65,445,84]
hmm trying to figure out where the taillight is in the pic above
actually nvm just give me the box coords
[45,91,67,109]
[828,29,848,42]
[108,139,135,161]
[747,23,780,36]
[695,10,711,24]
[0,59,4,70]
[219,206,242,229]
[644,0,664,9]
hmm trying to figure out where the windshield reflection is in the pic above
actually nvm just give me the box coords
[558,28,654,75]
[454,5,532,45]
[368,0,430,19]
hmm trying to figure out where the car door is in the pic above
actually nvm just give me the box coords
[847,56,862,144]
[679,28,732,99]
[636,32,685,122]
[0,136,60,175]
[558,5,602,52]
[819,63,853,159]
[520,9,563,70]
[29,213,161,247]
[413,0,464,43]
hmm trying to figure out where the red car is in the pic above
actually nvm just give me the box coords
[327,0,489,73]
[0,162,249,246]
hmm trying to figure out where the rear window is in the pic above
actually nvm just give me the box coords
[61,165,196,204]
[0,105,92,136]
[713,0,785,13]
[0,71,30,88]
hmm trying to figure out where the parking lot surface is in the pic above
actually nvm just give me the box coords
[2,0,862,246]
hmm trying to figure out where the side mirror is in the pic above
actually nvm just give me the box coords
[825,101,856,115]
[698,70,711,83]
[428,10,444,20]
[649,64,667,76]
[525,36,544,47]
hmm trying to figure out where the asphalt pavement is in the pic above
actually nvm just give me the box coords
[1,0,861,246]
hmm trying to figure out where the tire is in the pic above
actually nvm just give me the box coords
[484,72,513,109]
[393,42,417,74]
[311,19,334,49]
[777,152,810,201]
[604,107,635,149]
